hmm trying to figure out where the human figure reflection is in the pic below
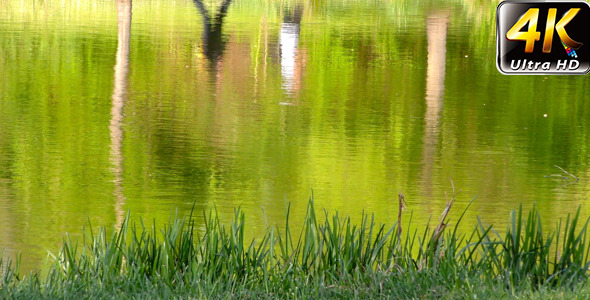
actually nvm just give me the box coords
[421,11,449,195]
[110,0,132,225]
[192,0,233,65]
[279,3,304,103]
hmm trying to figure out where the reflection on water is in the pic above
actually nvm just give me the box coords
[193,0,233,64]
[280,3,304,101]
[192,0,233,90]
[110,0,132,225]
[1,0,589,273]
[421,11,449,196]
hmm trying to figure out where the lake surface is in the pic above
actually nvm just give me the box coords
[1,0,589,272]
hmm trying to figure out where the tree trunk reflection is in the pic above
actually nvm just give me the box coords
[421,11,449,195]
[110,0,131,225]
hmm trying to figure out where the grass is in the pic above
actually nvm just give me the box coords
[1,193,590,299]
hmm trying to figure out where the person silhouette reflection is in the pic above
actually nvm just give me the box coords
[192,0,233,64]
[279,3,304,103]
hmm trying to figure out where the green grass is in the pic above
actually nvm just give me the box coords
[2,195,590,299]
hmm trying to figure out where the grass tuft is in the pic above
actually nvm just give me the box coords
[1,195,590,298]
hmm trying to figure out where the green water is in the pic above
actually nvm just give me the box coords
[0,0,589,272]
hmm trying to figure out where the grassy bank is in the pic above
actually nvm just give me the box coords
[2,195,590,299]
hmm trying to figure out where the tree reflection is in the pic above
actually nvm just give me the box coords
[110,0,132,225]
[421,11,449,195]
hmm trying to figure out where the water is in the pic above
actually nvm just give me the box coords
[1,0,589,272]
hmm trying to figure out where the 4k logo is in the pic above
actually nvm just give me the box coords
[497,1,590,75]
